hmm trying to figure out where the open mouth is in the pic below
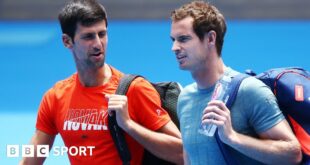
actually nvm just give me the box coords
[177,55,186,60]
[89,52,104,61]
[91,52,102,56]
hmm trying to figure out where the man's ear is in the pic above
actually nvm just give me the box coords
[62,34,73,48]
[205,30,216,46]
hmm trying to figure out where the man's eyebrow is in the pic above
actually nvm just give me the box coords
[177,35,191,39]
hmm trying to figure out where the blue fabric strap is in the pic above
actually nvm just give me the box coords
[226,74,249,108]
[215,74,249,165]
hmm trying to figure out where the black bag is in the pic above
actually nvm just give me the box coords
[108,74,181,165]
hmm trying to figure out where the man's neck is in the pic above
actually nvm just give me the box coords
[77,64,112,87]
[192,58,226,89]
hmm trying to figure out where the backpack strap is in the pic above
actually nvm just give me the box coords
[215,73,249,165]
[108,74,141,165]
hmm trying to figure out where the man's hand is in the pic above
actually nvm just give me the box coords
[201,100,237,143]
[106,94,131,130]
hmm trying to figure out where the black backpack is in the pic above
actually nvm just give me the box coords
[108,74,181,165]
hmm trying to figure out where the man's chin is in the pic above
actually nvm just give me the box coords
[95,61,105,68]
[179,64,188,70]
[87,60,105,69]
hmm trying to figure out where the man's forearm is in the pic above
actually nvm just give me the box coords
[19,130,55,165]
[227,132,301,165]
[123,120,183,164]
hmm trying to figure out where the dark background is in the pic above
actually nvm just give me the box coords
[1,0,310,20]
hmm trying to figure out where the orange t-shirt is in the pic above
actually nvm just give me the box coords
[36,66,171,165]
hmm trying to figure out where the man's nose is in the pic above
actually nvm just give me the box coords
[93,35,103,49]
[171,41,180,52]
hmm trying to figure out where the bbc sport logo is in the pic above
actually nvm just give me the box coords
[7,145,95,157]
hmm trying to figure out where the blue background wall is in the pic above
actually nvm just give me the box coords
[0,20,309,164]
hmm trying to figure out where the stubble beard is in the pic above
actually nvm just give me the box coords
[86,56,105,69]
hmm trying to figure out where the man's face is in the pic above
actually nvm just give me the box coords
[170,17,208,72]
[70,20,108,69]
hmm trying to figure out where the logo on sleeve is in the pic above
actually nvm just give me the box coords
[156,109,162,116]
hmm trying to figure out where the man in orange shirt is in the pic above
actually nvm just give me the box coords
[20,0,183,164]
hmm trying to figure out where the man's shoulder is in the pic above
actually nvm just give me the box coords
[237,76,276,104]
[182,82,197,93]
[227,67,267,92]
[127,77,154,93]
[45,73,77,96]
[178,82,198,100]
[53,73,77,90]
[239,76,268,92]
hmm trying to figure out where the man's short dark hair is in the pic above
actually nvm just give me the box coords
[58,0,108,39]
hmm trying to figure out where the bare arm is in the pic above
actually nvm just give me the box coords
[227,120,302,165]
[125,120,183,164]
[106,94,183,165]
[203,100,302,165]
[19,130,56,165]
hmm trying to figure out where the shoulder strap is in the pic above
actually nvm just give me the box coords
[215,74,249,165]
[108,74,141,165]
[226,74,249,108]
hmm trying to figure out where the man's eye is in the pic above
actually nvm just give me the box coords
[82,35,94,40]
[98,32,106,38]
[178,36,190,43]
